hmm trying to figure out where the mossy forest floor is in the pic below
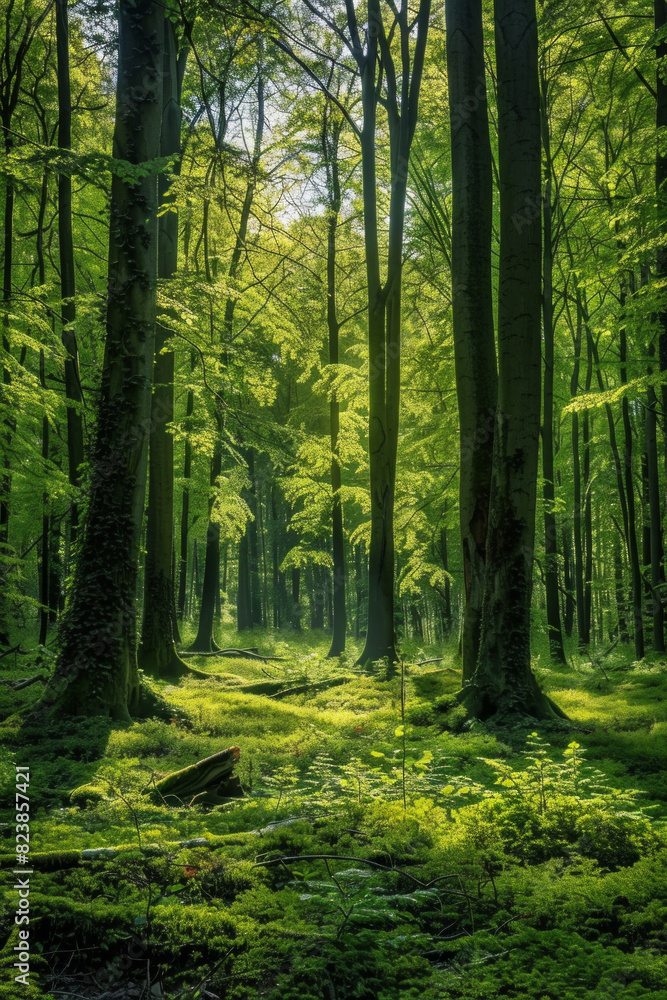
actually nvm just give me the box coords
[1,632,667,999]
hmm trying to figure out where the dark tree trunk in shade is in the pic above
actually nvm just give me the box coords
[445,0,497,681]
[56,0,85,539]
[42,0,164,719]
[140,22,188,677]
[656,1,667,471]
[320,105,347,656]
[352,0,431,668]
[539,65,566,664]
[562,528,574,639]
[619,303,645,660]
[177,353,196,620]
[461,0,565,721]
[195,77,264,649]
[646,379,665,650]
[237,533,251,631]
[614,531,630,643]
[190,423,222,652]
[582,327,594,648]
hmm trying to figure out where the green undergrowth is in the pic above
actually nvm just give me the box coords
[0,635,666,998]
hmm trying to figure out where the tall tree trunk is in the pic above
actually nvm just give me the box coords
[140,22,188,678]
[656,1,667,470]
[619,294,645,659]
[177,353,196,620]
[193,76,264,650]
[42,0,164,720]
[39,352,49,648]
[324,116,347,656]
[445,0,497,681]
[539,62,566,663]
[581,327,594,647]
[646,379,665,650]
[191,425,222,651]
[462,0,564,721]
[614,529,630,643]
[352,0,431,668]
[562,527,574,639]
[56,0,84,539]
[237,531,251,631]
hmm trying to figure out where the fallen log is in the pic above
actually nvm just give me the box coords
[235,675,354,699]
[0,818,321,872]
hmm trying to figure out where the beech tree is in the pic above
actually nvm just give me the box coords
[461,0,565,721]
[42,0,164,718]
[445,0,496,682]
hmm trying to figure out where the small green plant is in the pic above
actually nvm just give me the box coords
[468,733,658,867]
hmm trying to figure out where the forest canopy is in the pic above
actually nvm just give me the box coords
[0,0,666,717]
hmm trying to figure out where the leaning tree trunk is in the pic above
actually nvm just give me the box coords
[445,0,497,681]
[461,0,565,722]
[41,0,163,720]
[139,22,188,679]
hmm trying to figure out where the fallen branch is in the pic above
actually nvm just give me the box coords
[268,676,352,699]
[254,854,471,895]
[0,644,31,661]
[0,672,47,690]
[234,676,353,699]
[180,648,285,662]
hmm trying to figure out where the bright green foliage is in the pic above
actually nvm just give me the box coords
[2,645,667,998]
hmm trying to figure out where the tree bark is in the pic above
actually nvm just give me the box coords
[461,0,564,721]
[56,0,85,539]
[140,22,188,678]
[445,0,497,681]
[41,0,164,720]
[656,1,667,470]
[619,295,645,660]
[177,352,196,620]
[539,60,566,663]
[324,110,347,657]
[646,379,665,650]
[352,0,431,668]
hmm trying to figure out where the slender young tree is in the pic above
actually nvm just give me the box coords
[445,0,497,682]
[321,93,347,657]
[56,0,84,538]
[348,0,431,666]
[539,56,566,664]
[191,69,264,652]
[41,0,164,719]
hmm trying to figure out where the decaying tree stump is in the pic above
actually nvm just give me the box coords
[149,745,243,806]
[70,745,244,809]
